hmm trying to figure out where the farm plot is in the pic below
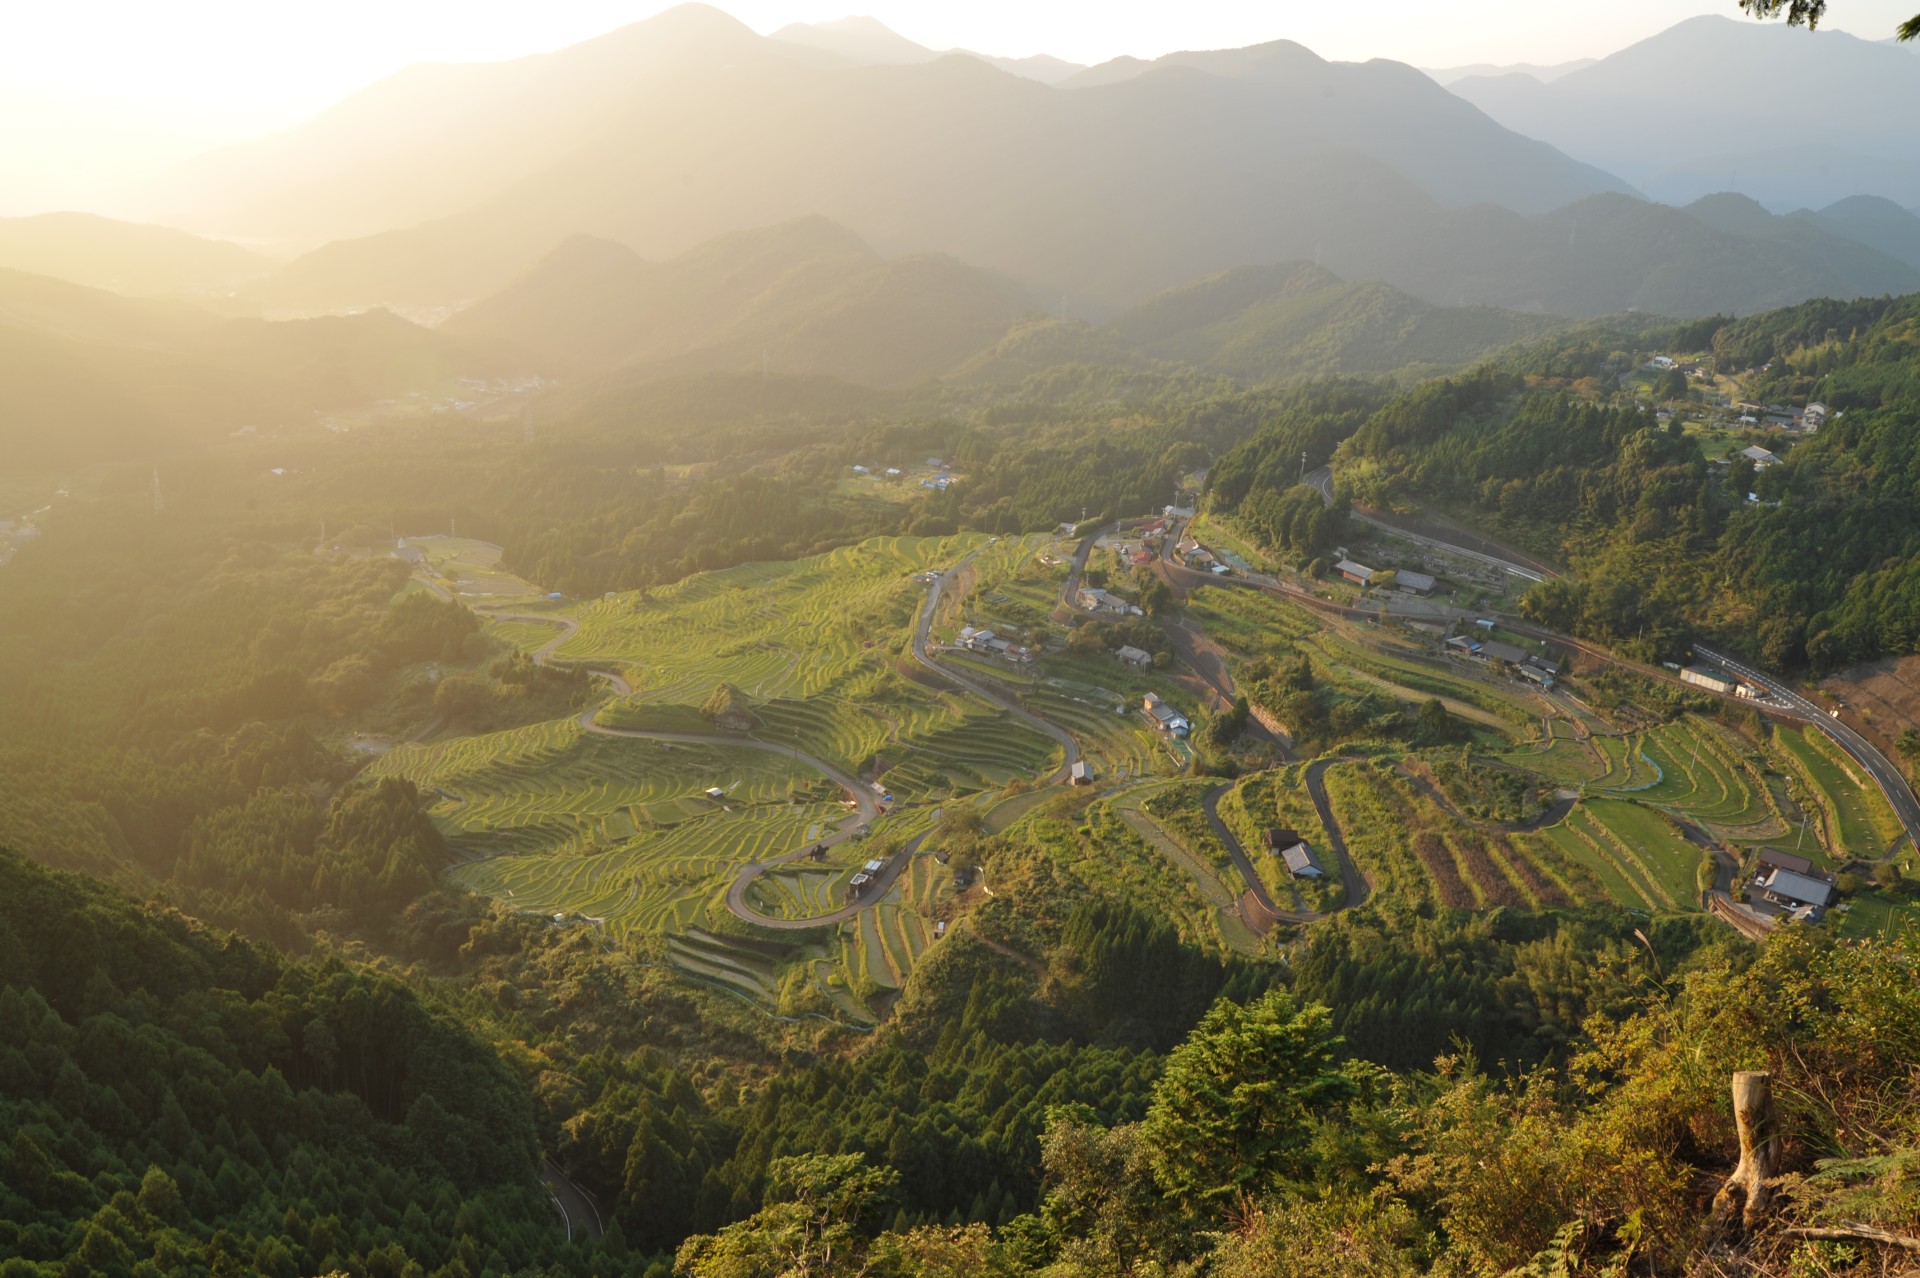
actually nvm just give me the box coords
[1544,798,1700,910]
[1505,727,1605,788]
[930,533,1057,634]
[1183,588,1323,653]
[373,717,846,938]
[402,536,542,601]
[557,535,972,702]
[1027,690,1164,780]
[1775,726,1902,860]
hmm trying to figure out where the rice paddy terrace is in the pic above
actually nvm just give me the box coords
[1159,580,1911,932]
[400,526,1918,1021]
[383,534,1092,1020]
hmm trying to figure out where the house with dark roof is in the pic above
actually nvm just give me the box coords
[1393,569,1437,595]
[1265,829,1324,879]
[1755,849,1814,877]
[1478,640,1531,667]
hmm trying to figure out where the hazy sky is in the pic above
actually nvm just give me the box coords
[3,0,1915,212]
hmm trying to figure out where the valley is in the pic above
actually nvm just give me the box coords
[7,4,1920,1276]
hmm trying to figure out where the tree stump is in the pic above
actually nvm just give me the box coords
[1710,1070,1779,1241]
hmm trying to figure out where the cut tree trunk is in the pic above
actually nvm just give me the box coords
[1710,1070,1780,1240]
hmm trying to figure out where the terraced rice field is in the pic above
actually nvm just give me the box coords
[1628,719,1782,835]
[819,851,948,999]
[559,535,969,701]
[568,534,1061,791]
[485,617,565,654]
[1590,735,1663,792]
[370,717,848,939]
[666,931,782,1003]
[1026,689,1165,780]
[403,536,542,600]
[1775,726,1901,859]
[1538,798,1699,910]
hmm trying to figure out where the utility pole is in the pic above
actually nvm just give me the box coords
[1300,451,1307,483]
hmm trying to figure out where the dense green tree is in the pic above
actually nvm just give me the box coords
[1141,989,1356,1216]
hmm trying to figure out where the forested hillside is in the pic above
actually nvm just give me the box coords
[1207,294,1920,671]
[0,851,585,1277]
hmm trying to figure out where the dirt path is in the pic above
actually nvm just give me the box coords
[1115,802,1265,954]
[966,922,1048,977]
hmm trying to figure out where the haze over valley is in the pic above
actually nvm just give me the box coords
[6,3,1920,1276]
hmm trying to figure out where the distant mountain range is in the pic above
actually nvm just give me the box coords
[1421,59,1596,86]
[136,4,1629,316]
[446,216,1570,392]
[769,15,1087,83]
[33,6,1920,330]
[443,217,1034,387]
[0,212,273,301]
[1447,16,1920,209]
[0,268,522,472]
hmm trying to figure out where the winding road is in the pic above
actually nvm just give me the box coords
[914,548,1081,783]
[1188,758,1372,934]
[1303,760,1372,911]
[1201,786,1320,927]
[1298,468,1920,860]
[542,1161,605,1244]
[482,559,1083,933]
[477,607,886,927]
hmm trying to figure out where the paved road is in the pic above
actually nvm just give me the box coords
[1306,463,1920,859]
[915,549,1080,784]
[1201,785,1323,926]
[542,1160,605,1243]
[1303,760,1372,911]
[480,608,633,696]
[1054,526,1105,619]
[1698,645,1920,854]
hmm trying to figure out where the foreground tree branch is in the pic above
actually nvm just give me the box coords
[1784,1226,1920,1254]
[1738,0,1920,42]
